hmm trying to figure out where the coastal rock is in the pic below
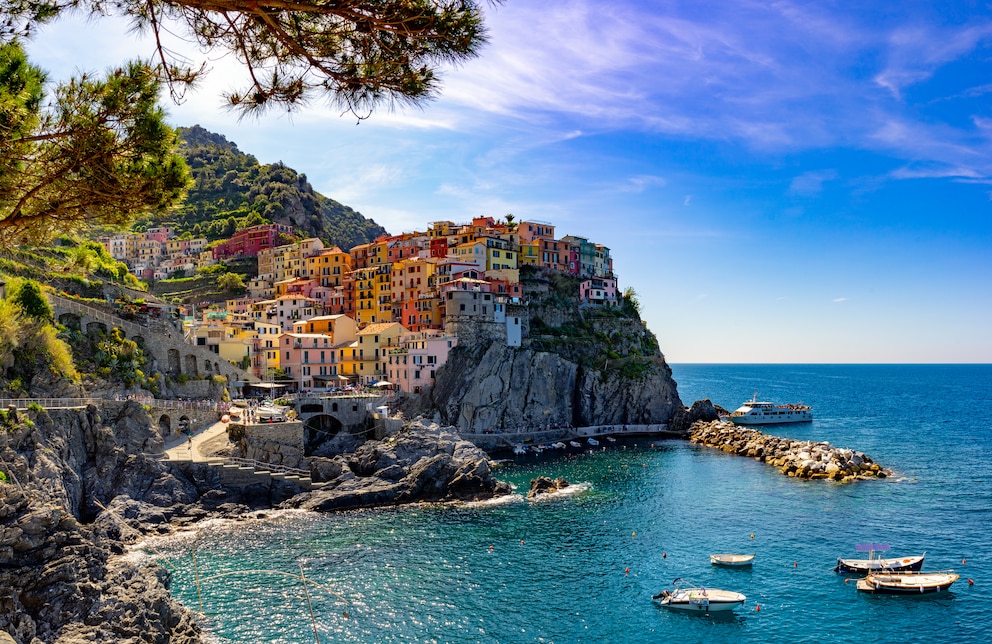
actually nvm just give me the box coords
[0,403,214,642]
[687,420,890,482]
[431,335,682,434]
[526,476,571,499]
[284,421,512,513]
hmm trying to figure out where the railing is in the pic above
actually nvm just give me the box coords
[225,457,309,478]
[0,398,103,409]
[0,397,228,412]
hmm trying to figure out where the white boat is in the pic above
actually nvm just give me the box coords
[569,441,581,448]
[606,436,617,443]
[836,544,925,573]
[857,571,959,594]
[653,578,745,613]
[513,444,527,455]
[552,442,567,449]
[728,393,812,425]
[587,437,599,446]
[710,553,754,567]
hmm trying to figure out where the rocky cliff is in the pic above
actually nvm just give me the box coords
[0,403,515,642]
[429,267,685,433]
[0,403,204,643]
[431,340,682,432]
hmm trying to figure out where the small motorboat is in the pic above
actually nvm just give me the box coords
[857,571,960,594]
[606,436,617,443]
[587,437,599,446]
[569,441,581,448]
[836,544,925,573]
[552,442,566,449]
[513,444,527,455]
[652,578,745,613]
[710,553,754,567]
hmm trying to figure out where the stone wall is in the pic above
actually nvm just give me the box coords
[236,420,306,469]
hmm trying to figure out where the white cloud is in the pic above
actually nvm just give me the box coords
[789,170,838,196]
[617,175,666,193]
[833,297,849,303]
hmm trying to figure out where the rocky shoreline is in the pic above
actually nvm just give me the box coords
[1,398,892,642]
[0,403,511,643]
[688,419,890,481]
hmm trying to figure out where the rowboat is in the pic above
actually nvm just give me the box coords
[710,553,754,567]
[652,578,745,613]
[836,544,925,573]
[857,571,959,594]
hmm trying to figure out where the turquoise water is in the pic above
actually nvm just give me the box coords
[149,364,992,643]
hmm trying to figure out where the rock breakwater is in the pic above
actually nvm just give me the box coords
[689,420,889,481]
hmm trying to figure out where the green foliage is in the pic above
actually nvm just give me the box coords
[197,263,226,275]
[8,277,52,321]
[0,470,7,483]
[151,126,387,250]
[26,401,44,413]
[621,287,641,316]
[0,295,79,393]
[0,41,190,245]
[65,241,144,287]
[217,272,245,292]
[94,327,146,387]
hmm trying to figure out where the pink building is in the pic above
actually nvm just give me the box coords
[384,331,458,394]
[279,333,339,392]
[579,276,618,306]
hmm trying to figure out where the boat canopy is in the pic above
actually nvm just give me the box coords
[855,543,890,552]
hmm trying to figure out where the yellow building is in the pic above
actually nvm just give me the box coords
[354,322,407,384]
[350,267,379,326]
[337,341,360,381]
[518,240,540,267]
[305,246,351,288]
[291,314,357,344]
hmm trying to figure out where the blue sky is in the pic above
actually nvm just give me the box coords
[24,0,992,363]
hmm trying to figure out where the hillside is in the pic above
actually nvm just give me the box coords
[138,125,388,250]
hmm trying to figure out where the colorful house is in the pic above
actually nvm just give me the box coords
[279,333,339,392]
[385,331,459,394]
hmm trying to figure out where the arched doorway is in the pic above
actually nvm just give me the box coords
[158,414,171,436]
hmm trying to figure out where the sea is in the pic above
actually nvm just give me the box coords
[140,364,992,643]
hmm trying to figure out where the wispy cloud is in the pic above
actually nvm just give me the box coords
[790,170,838,196]
[617,175,666,193]
[833,297,849,303]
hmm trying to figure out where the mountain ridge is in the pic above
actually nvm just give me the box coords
[140,125,388,251]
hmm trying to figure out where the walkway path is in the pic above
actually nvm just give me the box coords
[163,419,231,462]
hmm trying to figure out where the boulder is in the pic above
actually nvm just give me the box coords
[527,476,571,499]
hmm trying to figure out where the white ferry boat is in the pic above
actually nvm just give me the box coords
[728,394,812,425]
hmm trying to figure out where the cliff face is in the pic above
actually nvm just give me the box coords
[431,341,681,432]
[0,403,203,643]
[430,267,684,433]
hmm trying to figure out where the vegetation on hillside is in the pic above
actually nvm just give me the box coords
[0,242,145,299]
[0,277,79,396]
[136,126,388,251]
[521,265,661,379]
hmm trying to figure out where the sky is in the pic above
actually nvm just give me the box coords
[22,0,992,363]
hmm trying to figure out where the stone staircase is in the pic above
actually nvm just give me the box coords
[205,457,325,491]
